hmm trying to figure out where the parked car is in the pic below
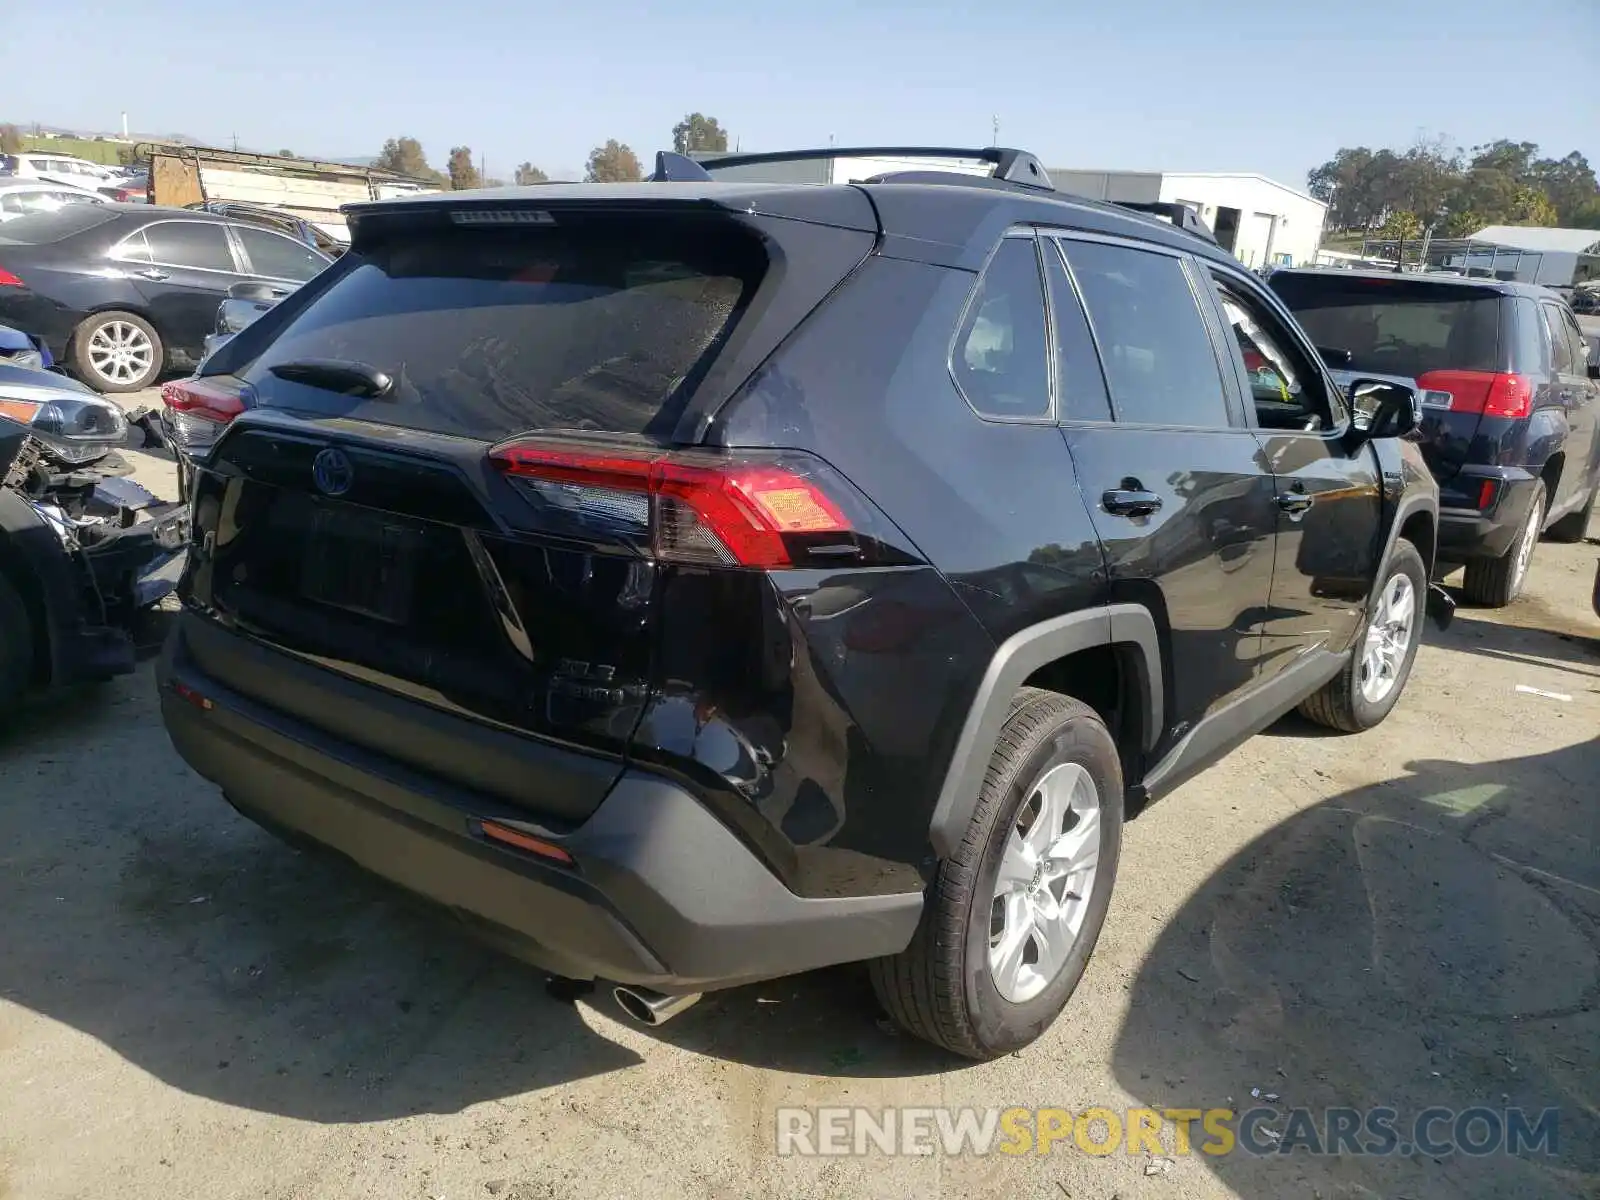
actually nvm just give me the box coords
[0,178,109,221]
[1271,270,1600,605]
[157,147,1445,1060]
[0,152,130,191]
[0,322,54,370]
[0,204,332,392]
[186,201,347,257]
[0,364,187,712]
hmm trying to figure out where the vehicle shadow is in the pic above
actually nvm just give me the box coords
[1110,735,1600,1199]
[0,673,643,1125]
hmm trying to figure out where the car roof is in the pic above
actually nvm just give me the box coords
[347,176,1234,272]
[1271,266,1557,300]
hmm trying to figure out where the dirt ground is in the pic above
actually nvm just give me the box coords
[1,397,1596,1199]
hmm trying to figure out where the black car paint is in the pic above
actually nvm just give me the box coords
[0,205,330,377]
[1270,270,1600,561]
[158,177,1440,990]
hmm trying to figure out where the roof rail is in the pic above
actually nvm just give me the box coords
[1106,200,1218,245]
[655,146,1055,190]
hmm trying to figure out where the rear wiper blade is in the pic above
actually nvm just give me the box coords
[268,358,394,399]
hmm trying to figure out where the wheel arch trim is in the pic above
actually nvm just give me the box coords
[928,603,1161,859]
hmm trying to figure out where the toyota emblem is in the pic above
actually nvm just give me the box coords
[312,447,354,497]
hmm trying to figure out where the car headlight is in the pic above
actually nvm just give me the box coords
[0,394,128,463]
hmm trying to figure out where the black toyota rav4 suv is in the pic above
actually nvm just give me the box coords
[157,147,1445,1060]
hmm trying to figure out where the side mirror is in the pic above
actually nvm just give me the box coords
[1316,345,1353,367]
[1348,379,1418,440]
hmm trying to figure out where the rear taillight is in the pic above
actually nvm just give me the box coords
[1417,370,1533,419]
[160,377,250,453]
[0,268,24,288]
[489,439,871,569]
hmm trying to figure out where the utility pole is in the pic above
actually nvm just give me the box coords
[992,115,999,145]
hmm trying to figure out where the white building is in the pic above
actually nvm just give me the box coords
[1048,170,1328,268]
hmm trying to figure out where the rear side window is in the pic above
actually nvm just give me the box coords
[1270,275,1502,377]
[1063,240,1231,428]
[145,221,236,272]
[952,237,1051,420]
[235,226,325,281]
[0,205,118,244]
[242,216,764,441]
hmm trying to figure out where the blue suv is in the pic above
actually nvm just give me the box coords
[1271,270,1600,606]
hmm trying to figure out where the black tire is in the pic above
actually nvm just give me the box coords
[1462,487,1546,607]
[1545,483,1596,544]
[70,310,164,393]
[1299,538,1427,733]
[0,570,34,714]
[870,688,1123,1059]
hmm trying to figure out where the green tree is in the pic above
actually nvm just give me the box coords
[1527,151,1598,224]
[1507,185,1558,226]
[1568,196,1600,230]
[1378,210,1422,241]
[585,140,642,183]
[447,146,481,190]
[1469,139,1540,181]
[672,113,729,155]
[0,124,22,155]
[514,161,548,185]
[276,148,295,158]
[375,136,431,178]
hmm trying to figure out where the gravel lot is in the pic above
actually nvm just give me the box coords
[2,391,1596,1199]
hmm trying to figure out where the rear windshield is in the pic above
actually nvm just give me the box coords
[0,205,119,244]
[240,215,766,441]
[1270,275,1503,377]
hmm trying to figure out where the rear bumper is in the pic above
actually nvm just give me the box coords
[1437,468,1543,561]
[157,622,922,992]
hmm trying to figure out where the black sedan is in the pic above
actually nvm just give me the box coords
[0,204,329,392]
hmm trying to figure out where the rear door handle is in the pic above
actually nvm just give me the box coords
[1102,488,1163,517]
[134,267,170,281]
[1277,491,1315,517]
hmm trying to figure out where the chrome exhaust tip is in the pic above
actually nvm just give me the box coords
[612,985,702,1026]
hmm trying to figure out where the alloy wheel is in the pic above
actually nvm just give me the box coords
[988,762,1103,1003]
[86,320,154,388]
[1359,572,1417,704]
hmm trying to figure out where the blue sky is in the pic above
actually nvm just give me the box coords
[6,0,1597,188]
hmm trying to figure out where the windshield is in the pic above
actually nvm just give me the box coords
[0,204,119,244]
[240,216,764,441]
[1270,274,1502,378]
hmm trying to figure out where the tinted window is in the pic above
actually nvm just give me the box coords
[1270,274,1501,377]
[1558,308,1589,376]
[1063,240,1230,427]
[114,228,152,262]
[0,205,118,244]
[1541,305,1575,374]
[951,237,1051,419]
[1508,297,1547,375]
[241,217,764,440]
[1043,241,1111,421]
[144,221,236,271]
[236,226,326,281]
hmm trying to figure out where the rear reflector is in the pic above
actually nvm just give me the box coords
[1416,370,1533,419]
[479,820,574,865]
[488,439,854,569]
[161,377,250,452]
[171,681,214,711]
[1478,479,1498,509]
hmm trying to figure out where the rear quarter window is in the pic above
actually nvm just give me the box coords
[240,215,765,441]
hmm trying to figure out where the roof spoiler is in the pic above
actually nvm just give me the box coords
[652,146,1055,190]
